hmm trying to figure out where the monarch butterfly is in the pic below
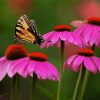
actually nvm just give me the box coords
[14,15,44,45]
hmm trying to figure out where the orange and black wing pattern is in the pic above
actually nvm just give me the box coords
[14,15,44,45]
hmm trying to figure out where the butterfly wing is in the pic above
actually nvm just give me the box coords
[15,15,44,45]
[15,15,36,43]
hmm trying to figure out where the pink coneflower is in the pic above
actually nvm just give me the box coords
[0,44,28,80]
[71,17,100,47]
[40,24,73,48]
[18,52,60,80]
[63,48,100,73]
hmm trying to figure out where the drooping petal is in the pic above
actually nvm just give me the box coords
[89,26,97,46]
[34,62,47,79]
[0,57,6,62]
[63,55,78,70]
[65,55,78,66]
[0,60,9,81]
[59,32,66,41]
[44,62,60,80]
[50,32,60,43]
[43,31,53,40]
[92,56,100,72]
[72,34,84,48]
[73,24,87,35]
[66,32,73,43]
[94,27,100,46]
[17,58,29,77]
[83,25,92,44]
[7,57,28,77]
[84,57,97,73]
[73,56,84,66]
[27,60,36,73]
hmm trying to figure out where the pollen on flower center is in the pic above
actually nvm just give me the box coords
[87,17,100,26]
[29,52,48,61]
[5,44,28,60]
[54,24,71,31]
[77,48,94,56]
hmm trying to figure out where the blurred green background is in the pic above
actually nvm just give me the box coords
[0,0,100,100]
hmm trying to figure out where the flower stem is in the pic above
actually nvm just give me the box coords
[79,70,89,100]
[16,75,21,100]
[31,73,37,100]
[56,40,64,100]
[78,44,95,100]
[72,68,83,100]
[72,66,85,100]
[10,77,16,100]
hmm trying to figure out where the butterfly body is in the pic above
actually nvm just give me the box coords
[14,15,44,45]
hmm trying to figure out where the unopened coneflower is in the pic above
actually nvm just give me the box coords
[71,17,100,47]
[64,48,100,100]
[0,44,28,100]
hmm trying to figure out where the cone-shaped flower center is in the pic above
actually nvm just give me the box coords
[87,17,100,26]
[5,44,28,60]
[77,48,94,56]
[54,24,71,31]
[29,52,48,61]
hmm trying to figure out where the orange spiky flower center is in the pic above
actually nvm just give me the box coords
[5,44,28,60]
[29,52,48,61]
[54,24,71,31]
[87,17,100,26]
[77,48,94,56]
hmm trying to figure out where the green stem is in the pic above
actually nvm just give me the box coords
[78,44,95,100]
[79,70,89,100]
[10,77,16,100]
[72,65,86,100]
[16,75,21,100]
[72,68,83,100]
[31,73,37,100]
[56,40,64,100]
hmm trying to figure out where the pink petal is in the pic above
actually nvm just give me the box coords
[83,25,92,44]
[73,24,87,35]
[27,60,36,73]
[63,55,78,70]
[43,31,53,40]
[34,62,47,79]
[59,32,67,41]
[50,32,60,43]
[84,57,97,73]
[0,57,6,62]
[65,55,78,65]
[66,32,73,43]
[73,56,85,66]
[7,58,28,77]
[94,28,100,46]
[72,34,84,48]
[92,56,100,72]
[89,26,97,46]
[0,60,9,81]
[44,62,60,80]
[17,58,29,77]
